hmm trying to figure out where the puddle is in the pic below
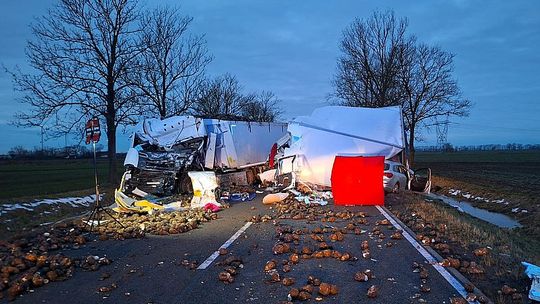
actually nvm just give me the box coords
[425,193,522,229]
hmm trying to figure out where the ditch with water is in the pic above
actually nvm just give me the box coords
[425,193,522,229]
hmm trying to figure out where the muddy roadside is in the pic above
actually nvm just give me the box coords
[386,191,539,303]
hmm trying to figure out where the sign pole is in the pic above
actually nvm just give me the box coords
[85,117,123,231]
[88,140,100,231]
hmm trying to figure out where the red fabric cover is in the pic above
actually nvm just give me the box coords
[331,156,385,206]
[268,143,278,168]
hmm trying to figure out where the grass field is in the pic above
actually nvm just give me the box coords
[415,149,540,242]
[0,159,124,202]
[415,150,540,208]
[415,149,540,163]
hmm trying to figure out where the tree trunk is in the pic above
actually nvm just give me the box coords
[408,126,415,167]
[106,116,118,184]
[105,79,118,184]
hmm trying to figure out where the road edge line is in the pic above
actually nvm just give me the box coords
[197,221,253,270]
[376,205,478,303]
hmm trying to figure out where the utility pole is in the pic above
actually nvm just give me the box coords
[435,115,449,151]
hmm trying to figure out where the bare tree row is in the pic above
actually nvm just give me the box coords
[332,10,471,165]
[7,0,282,182]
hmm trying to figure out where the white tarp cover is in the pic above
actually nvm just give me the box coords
[135,116,206,147]
[282,106,404,186]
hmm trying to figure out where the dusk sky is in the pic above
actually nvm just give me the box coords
[0,0,539,153]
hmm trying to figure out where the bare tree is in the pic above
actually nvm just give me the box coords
[7,0,142,183]
[399,43,471,164]
[332,10,471,165]
[192,74,256,120]
[134,7,211,119]
[242,91,283,122]
[333,10,411,107]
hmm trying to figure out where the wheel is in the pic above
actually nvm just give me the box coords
[392,182,400,193]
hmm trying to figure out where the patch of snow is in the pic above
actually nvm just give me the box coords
[448,189,461,196]
[0,194,101,217]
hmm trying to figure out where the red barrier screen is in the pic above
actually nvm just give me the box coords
[331,156,385,206]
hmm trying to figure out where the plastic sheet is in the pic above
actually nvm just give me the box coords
[522,262,540,301]
[281,106,404,187]
[188,171,220,208]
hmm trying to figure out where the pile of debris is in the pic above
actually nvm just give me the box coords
[91,208,219,238]
[0,222,112,301]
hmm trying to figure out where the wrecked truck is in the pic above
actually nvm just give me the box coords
[121,115,287,197]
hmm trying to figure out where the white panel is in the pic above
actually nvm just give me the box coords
[222,123,238,168]
[205,133,217,169]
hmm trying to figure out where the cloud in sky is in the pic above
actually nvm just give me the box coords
[0,0,538,153]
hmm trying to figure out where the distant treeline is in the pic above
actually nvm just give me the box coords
[417,143,540,152]
[0,145,127,160]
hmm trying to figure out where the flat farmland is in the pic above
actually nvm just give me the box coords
[415,150,540,207]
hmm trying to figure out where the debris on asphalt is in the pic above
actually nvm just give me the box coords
[264,260,277,272]
[97,282,117,293]
[317,282,338,296]
[367,285,379,298]
[218,271,234,284]
[217,255,244,284]
[282,277,295,286]
[354,271,369,282]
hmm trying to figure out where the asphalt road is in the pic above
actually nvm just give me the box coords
[11,195,467,304]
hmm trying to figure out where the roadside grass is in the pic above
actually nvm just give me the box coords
[0,159,124,202]
[387,191,539,302]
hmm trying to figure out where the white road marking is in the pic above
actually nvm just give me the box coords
[376,205,471,302]
[197,221,253,270]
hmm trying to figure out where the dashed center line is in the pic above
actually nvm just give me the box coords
[197,221,253,270]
